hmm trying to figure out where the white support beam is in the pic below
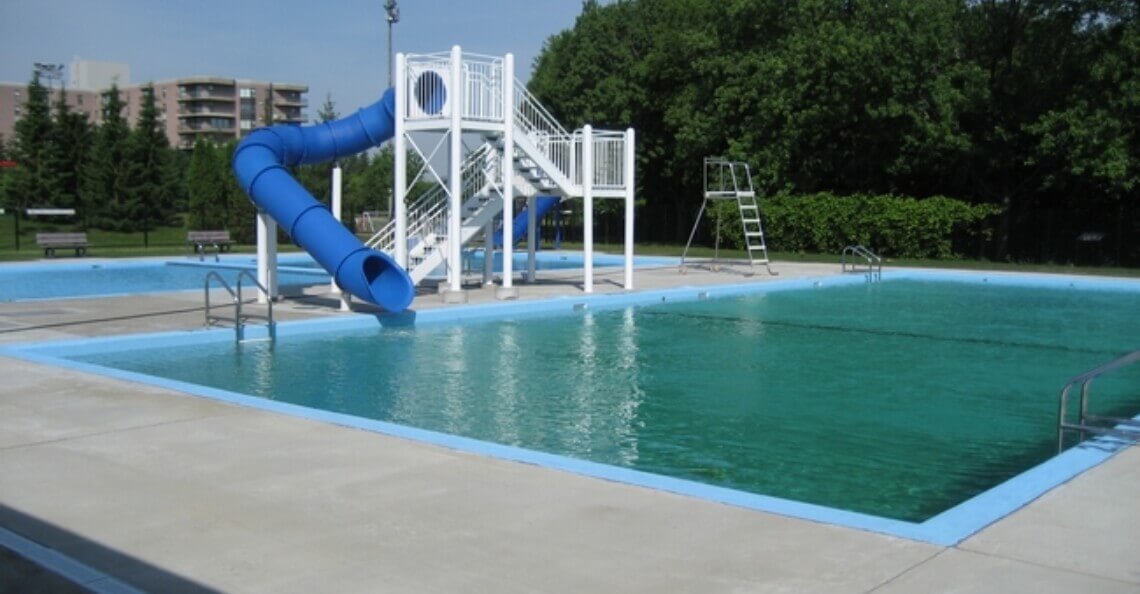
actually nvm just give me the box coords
[526,194,537,283]
[330,162,351,310]
[447,45,463,293]
[256,211,278,304]
[583,124,594,293]
[483,220,494,285]
[624,128,636,290]
[394,52,408,269]
[498,53,517,299]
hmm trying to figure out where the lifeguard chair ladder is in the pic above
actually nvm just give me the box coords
[681,157,776,275]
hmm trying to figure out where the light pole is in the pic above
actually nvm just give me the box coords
[385,0,399,220]
[385,1,399,87]
[34,62,64,98]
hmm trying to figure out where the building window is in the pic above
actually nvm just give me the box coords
[240,88,254,99]
[77,94,84,105]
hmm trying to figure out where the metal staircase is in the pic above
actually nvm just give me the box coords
[365,143,504,283]
[681,157,776,275]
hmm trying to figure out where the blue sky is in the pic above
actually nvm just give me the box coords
[0,0,587,120]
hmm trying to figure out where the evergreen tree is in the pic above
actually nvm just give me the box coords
[221,141,257,243]
[83,83,131,230]
[124,83,179,244]
[9,72,60,217]
[185,138,227,230]
[50,85,93,214]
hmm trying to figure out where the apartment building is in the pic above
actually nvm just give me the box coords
[0,60,307,150]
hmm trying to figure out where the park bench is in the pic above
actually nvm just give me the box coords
[187,230,234,260]
[36,232,91,257]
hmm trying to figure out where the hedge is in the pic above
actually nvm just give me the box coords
[709,193,1000,259]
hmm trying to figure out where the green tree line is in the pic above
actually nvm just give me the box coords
[0,78,400,246]
[530,0,1139,265]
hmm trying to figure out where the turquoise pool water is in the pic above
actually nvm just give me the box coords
[72,277,1140,522]
[0,258,327,301]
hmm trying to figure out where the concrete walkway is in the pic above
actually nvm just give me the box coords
[1,260,1137,593]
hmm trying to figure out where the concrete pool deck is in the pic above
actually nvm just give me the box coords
[1,259,1138,593]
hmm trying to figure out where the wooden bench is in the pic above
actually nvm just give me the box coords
[36,232,91,257]
[187,230,234,260]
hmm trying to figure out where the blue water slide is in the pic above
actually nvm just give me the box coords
[493,195,561,247]
[232,88,414,312]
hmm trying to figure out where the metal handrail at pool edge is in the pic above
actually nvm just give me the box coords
[841,245,882,280]
[204,270,276,342]
[1057,348,1140,453]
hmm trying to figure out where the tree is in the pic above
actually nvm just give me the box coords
[8,71,60,219]
[220,141,257,243]
[125,83,180,244]
[185,138,228,230]
[83,83,131,230]
[50,86,93,214]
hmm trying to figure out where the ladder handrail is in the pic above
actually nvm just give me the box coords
[204,270,275,342]
[1057,349,1140,453]
[841,245,882,280]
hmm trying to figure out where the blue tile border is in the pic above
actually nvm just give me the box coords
[4,269,1139,547]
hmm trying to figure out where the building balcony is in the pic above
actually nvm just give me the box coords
[178,121,236,133]
[178,105,236,117]
[178,91,235,102]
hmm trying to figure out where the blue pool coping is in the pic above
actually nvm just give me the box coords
[4,268,1139,547]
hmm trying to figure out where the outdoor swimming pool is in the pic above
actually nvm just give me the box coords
[15,270,1138,544]
[1,251,666,301]
[0,256,329,301]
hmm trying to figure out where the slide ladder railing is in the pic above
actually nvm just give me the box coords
[368,142,504,283]
[366,142,497,254]
[681,158,776,275]
[204,270,276,343]
[841,245,882,281]
[1057,349,1140,453]
[512,79,630,197]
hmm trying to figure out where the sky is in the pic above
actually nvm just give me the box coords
[0,0,588,121]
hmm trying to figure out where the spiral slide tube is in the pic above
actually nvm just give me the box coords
[233,88,414,312]
[493,195,561,247]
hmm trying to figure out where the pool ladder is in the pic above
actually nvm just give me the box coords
[204,270,276,343]
[841,245,882,281]
[1056,349,1140,453]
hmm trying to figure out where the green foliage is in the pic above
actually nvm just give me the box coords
[531,0,1140,265]
[762,193,1000,259]
[8,73,59,212]
[123,84,181,241]
[51,87,92,213]
[83,84,132,230]
[186,138,228,230]
[220,141,257,244]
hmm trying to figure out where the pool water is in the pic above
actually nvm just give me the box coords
[74,278,1140,522]
[0,259,328,301]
